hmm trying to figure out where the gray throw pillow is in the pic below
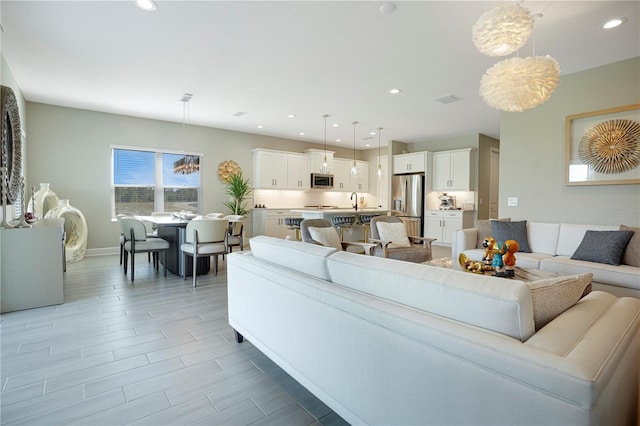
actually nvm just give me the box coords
[490,220,531,253]
[475,218,510,249]
[620,225,640,267]
[571,230,634,265]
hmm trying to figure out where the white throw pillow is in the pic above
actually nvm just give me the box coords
[376,222,411,248]
[308,226,342,251]
[527,273,593,330]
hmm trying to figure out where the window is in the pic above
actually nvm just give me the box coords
[111,147,201,216]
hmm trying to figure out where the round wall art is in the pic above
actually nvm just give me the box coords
[218,160,241,183]
[578,118,640,174]
[1,85,23,205]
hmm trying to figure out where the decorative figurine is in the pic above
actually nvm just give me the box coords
[482,237,496,264]
[503,239,520,278]
[16,177,31,228]
[492,241,507,277]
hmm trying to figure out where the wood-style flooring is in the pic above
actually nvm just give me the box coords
[0,254,350,426]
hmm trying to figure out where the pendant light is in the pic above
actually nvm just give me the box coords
[321,114,330,173]
[376,127,383,179]
[173,93,200,175]
[350,121,358,176]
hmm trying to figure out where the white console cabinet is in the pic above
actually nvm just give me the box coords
[424,210,474,244]
[1,219,65,313]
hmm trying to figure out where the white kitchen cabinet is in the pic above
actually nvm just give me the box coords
[253,149,288,189]
[287,153,311,189]
[252,209,301,239]
[305,148,334,174]
[424,210,475,244]
[393,152,425,174]
[332,158,369,192]
[432,149,475,191]
[333,158,351,191]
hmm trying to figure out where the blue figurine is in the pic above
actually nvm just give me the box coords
[492,241,507,277]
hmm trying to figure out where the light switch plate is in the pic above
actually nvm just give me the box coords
[507,197,518,207]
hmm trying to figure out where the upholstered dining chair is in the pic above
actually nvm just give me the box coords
[120,217,170,282]
[370,215,435,263]
[300,219,376,255]
[224,214,244,254]
[118,215,157,267]
[180,218,229,287]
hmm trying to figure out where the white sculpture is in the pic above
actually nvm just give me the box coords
[45,199,88,263]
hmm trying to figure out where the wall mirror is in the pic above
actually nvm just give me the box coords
[1,85,23,204]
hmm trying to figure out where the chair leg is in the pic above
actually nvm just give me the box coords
[213,255,218,276]
[123,251,128,275]
[192,254,197,288]
[130,251,135,282]
[183,252,187,280]
[163,250,167,277]
[148,252,151,264]
[120,243,124,265]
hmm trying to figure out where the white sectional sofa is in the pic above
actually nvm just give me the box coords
[228,235,640,425]
[453,221,640,298]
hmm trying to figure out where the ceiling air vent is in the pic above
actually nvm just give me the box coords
[434,94,462,104]
[232,111,247,117]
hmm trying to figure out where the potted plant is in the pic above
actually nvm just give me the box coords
[223,172,252,216]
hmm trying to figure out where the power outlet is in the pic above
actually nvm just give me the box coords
[507,197,519,207]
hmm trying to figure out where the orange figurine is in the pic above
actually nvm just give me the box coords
[503,239,520,278]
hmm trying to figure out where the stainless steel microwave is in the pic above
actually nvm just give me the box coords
[311,173,334,189]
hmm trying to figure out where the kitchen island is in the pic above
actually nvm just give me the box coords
[289,208,391,242]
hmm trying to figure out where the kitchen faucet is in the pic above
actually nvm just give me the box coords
[350,192,358,211]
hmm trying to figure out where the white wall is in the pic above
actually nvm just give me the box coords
[499,57,640,226]
[25,103,357,251]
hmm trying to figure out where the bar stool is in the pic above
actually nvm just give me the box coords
[358,213,379,243]
[331,215,356,241]
[284,217,303,240]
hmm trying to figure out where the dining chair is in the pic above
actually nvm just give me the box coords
[180,218,229,287]
[120,217,170,282]
[370,216,435,263]
[224,214,244,253]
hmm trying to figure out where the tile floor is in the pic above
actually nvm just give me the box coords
[0,254,350,425]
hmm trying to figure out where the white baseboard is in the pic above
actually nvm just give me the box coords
[86,247,119,257]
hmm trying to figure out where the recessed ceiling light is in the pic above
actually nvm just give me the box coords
[287,114,296,118]
[603,17,627,29]
[370,132,376,135]
[389,88,402,94]
[379,3,397,14]
[336,139,341,142]
[365,144,371,147]
[257,125,264,129]
[332,123,339,127]
[299,132,306,136]
[135,0,157,11]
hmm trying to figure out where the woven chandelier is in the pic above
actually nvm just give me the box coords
[479,55,560,112]
[472,3,534,57]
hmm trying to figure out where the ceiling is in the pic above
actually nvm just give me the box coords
[1,1,638,149]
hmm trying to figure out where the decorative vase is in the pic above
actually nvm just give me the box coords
[28,183,59,219]
[45,199,88,263]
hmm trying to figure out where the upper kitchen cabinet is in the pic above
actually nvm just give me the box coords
[287,153,311,190]
[305,149,334,174]
[333,158,368,192]
[253,149,288,189]
[393,152,426,174]
[432,148,475,191]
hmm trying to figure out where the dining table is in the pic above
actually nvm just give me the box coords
[134,215,210,277]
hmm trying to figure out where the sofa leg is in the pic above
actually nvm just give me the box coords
[234,330,244,343]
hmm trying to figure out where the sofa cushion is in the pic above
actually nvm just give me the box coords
[475,218,510,249]
[326,251,536,342]
[620,225,640,267]
[556,223,618,257]
[571,230,634,266]
[540,256,640,291]
[249,235,337,281]
[308,226,342,251]
[376,221,411,248]
[527,222,561,256]
[491,220,532,253]
[527,273,593,330]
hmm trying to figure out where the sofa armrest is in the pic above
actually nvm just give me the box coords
[452,228,478,264]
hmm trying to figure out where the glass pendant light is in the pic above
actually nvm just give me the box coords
[321,114,329,173]
[350,121,358,176]
[376,127,383,179]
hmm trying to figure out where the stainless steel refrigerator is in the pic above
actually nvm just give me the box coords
[391,173,424,237]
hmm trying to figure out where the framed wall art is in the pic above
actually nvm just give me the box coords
[565,104,640,186]
[1,85,23,204]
